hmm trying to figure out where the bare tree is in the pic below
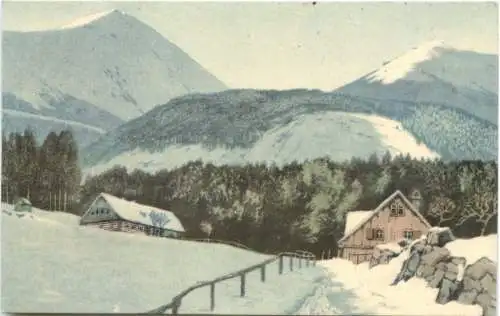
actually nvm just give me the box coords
[456,162,498,236]
[428,196,457,226]
[200,221,213,239]
[456,190,498,236]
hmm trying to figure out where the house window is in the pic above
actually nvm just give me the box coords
[390,201,404,217]
[403,231,414,239]
[374,229,384,241]
[366,228,385,241]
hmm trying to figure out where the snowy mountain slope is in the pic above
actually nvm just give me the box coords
[2,109,106,147]
[1,203,275,313]
[337,41,498,124]
[2,9,227,143]
[81,89,496,175]
[84,111,439,175]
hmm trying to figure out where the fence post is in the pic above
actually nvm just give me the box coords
[210,283,215,311]
[306,257,310,267]
[289,256,293,271]
[321,250,324,260]
[172,300,180,315]
[299,257,302,268]
[328,249,331,259]
[279,256,284,275]
[261,265,266,282]
[240,273,246,297]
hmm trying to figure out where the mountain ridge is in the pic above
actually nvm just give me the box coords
[337,42,498,124]
[2,9,227,146]
[81,88,497,176]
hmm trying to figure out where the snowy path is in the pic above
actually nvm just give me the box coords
[291,259,482,316]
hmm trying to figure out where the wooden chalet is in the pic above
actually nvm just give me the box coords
[80,193,185,238]
[338,190,431,264]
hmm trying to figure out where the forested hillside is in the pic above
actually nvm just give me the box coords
[82,90,498,170]
[78,154,497,256]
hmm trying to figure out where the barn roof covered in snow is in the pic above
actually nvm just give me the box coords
[91,193,185,232]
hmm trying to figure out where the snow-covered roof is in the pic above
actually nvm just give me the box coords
[344,210,374,235]
[95,193,185,232]
[15,198,31,206]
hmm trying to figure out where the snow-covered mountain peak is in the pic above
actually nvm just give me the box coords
[366,40,452,84]
[58,9,127,29]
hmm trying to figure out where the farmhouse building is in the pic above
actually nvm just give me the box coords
[338,190,431,264]
[80,193,185,238]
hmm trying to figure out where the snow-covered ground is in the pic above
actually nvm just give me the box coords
[298,257,483,316]
[84,112,439,176]
[2,203,493,315]
[445,234,497,265]
[1,204,321,314]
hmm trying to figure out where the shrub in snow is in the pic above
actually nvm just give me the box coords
[14,197,33,213]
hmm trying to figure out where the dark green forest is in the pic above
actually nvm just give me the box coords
[2,129,81,211]
[2,129,498,257]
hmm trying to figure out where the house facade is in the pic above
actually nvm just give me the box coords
[80,193,185,238]
[338,190,431,264]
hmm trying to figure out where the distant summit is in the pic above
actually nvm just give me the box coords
[337,41,498,124]
[58,9,126,29]
[3,10,227,146]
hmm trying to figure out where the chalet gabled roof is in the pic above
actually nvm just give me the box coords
[83,193,185,232]
[338,190,431,245]
[343,210,374,235]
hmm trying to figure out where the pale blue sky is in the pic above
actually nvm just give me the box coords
[2,1,498,90]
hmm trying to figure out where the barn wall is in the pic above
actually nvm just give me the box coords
[81,197,120,224]
[83,219,183,238]
[84,220,123,232]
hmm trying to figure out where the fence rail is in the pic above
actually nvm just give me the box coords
[147,250,316,315]
[180,238,253,252]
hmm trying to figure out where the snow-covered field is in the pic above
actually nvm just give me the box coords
[0,204,321,314]
[1,203,493,315]
[84,112,439,176]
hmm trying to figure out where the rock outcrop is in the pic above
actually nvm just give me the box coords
[369,244,403,268]
[393,227,496,316]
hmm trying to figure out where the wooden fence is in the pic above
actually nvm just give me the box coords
[146,250,316,315]
[180,238,253,252]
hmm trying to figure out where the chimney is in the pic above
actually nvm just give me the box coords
[409,189,422,212]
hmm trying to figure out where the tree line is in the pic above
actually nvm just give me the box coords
[2,128,81,211]
[79,153,497,257]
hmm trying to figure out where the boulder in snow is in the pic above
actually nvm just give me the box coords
[436,278,460,304]
[369,243,402,268]
[426,227,455,247]
[420,247,451,266]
